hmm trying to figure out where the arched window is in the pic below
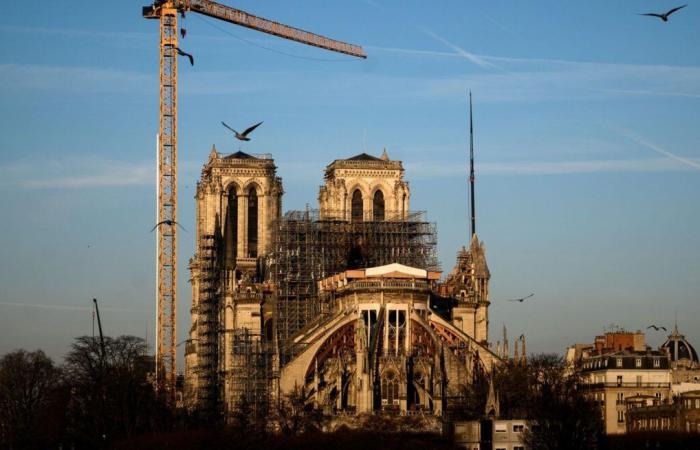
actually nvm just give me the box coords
[381,370,399,407]
[351,189,363,222]
[373,190,385,221]
[247,187,258,257]
[413,371,428,408]
[225,187,238,261]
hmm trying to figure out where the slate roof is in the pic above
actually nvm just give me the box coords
[345,152,382,161]
[661,327,699,363]
[225,151,256,159]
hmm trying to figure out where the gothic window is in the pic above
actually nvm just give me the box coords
[226,188,238,259]
[387,310,406,354]
[351,189,363,222]
[413,371,428,407]
[247,187,258,257]
[373,190,385,221]
[381,370,399,406]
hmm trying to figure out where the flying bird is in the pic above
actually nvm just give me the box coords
[175,47,194,66]
[151,220,187,232]
[639,4,687,22]
[508,293,534,303]
[647,325,667,332]
[221,121,263,141]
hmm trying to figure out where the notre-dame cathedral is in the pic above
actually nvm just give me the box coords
[184,147,500,420]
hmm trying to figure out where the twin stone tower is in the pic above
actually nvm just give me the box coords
[185,147,497,422]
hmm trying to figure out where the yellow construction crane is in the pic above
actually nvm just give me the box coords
[142,0,366,403]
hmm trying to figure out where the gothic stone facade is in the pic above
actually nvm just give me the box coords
[185,149,500,418]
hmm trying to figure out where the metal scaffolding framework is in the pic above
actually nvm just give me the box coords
[228,329,275,421]
[195,233,220,412]
[191,208,437,417]
[267,209,439,359]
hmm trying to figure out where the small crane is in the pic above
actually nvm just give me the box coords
[142,0,366,404]
[92,298,106,363]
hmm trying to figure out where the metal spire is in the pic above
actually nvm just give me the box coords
[469,91,476,238]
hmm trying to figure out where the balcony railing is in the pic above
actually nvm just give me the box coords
[583,382,670,389]
[342,279,430,291]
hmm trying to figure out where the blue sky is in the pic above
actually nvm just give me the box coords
[1,1,698,365]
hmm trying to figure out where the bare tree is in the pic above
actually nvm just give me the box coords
[0,349,61,449]
[273,387,323,436]
[522,354,601,450]
[63,335,166,447]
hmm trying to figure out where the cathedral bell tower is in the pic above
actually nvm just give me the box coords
[195,147,282,274]
[318,150,409,222]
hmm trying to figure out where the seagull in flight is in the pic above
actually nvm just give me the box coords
[508,293,534,303]
[647,324,667,332]
[222,121,263,141]
[175,47,194,66]
[151,220,187,232]
[639,4,687,22]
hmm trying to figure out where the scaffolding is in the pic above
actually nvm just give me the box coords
[195,233,220,413]
[193,209,437,416]
[228,329,274,421]
[267,209,438,360]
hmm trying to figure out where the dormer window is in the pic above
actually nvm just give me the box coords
[635,358,642,368]
[616,358,623,368]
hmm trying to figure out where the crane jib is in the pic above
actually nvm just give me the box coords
[144,0,367,58]
[190,0,366,58]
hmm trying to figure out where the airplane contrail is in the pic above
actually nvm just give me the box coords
[422,29,504,71]
[592,88,700,99]
[624,133,700,171]
[0,301,148,313]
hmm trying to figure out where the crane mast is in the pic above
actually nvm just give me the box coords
[143,0,365,405]
[156,5,178,404]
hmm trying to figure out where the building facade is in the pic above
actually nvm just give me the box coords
[318,150,410,222]
[626,390,700,434]
[580,350,672,435]
[279,263,499,415]
[185,149,500,420]
[452,419,527,450]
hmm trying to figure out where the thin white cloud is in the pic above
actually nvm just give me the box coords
[0,301,147,313]
[405,157,696,178]
[592,88,700,99]
[0,64,152,94]
[0,159,151,189]
[0,24,274,46]
[0,24,150,40]
[365,45,456,58]
[3,51,700,103]
[22,161,153,189]
[0,157,204,190]
[361,0,383,8]
[422,29,503,71]
[622,133,700,171]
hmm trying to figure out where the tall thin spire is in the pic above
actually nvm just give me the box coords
[469,91,476,238]
[674,311,679,334]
